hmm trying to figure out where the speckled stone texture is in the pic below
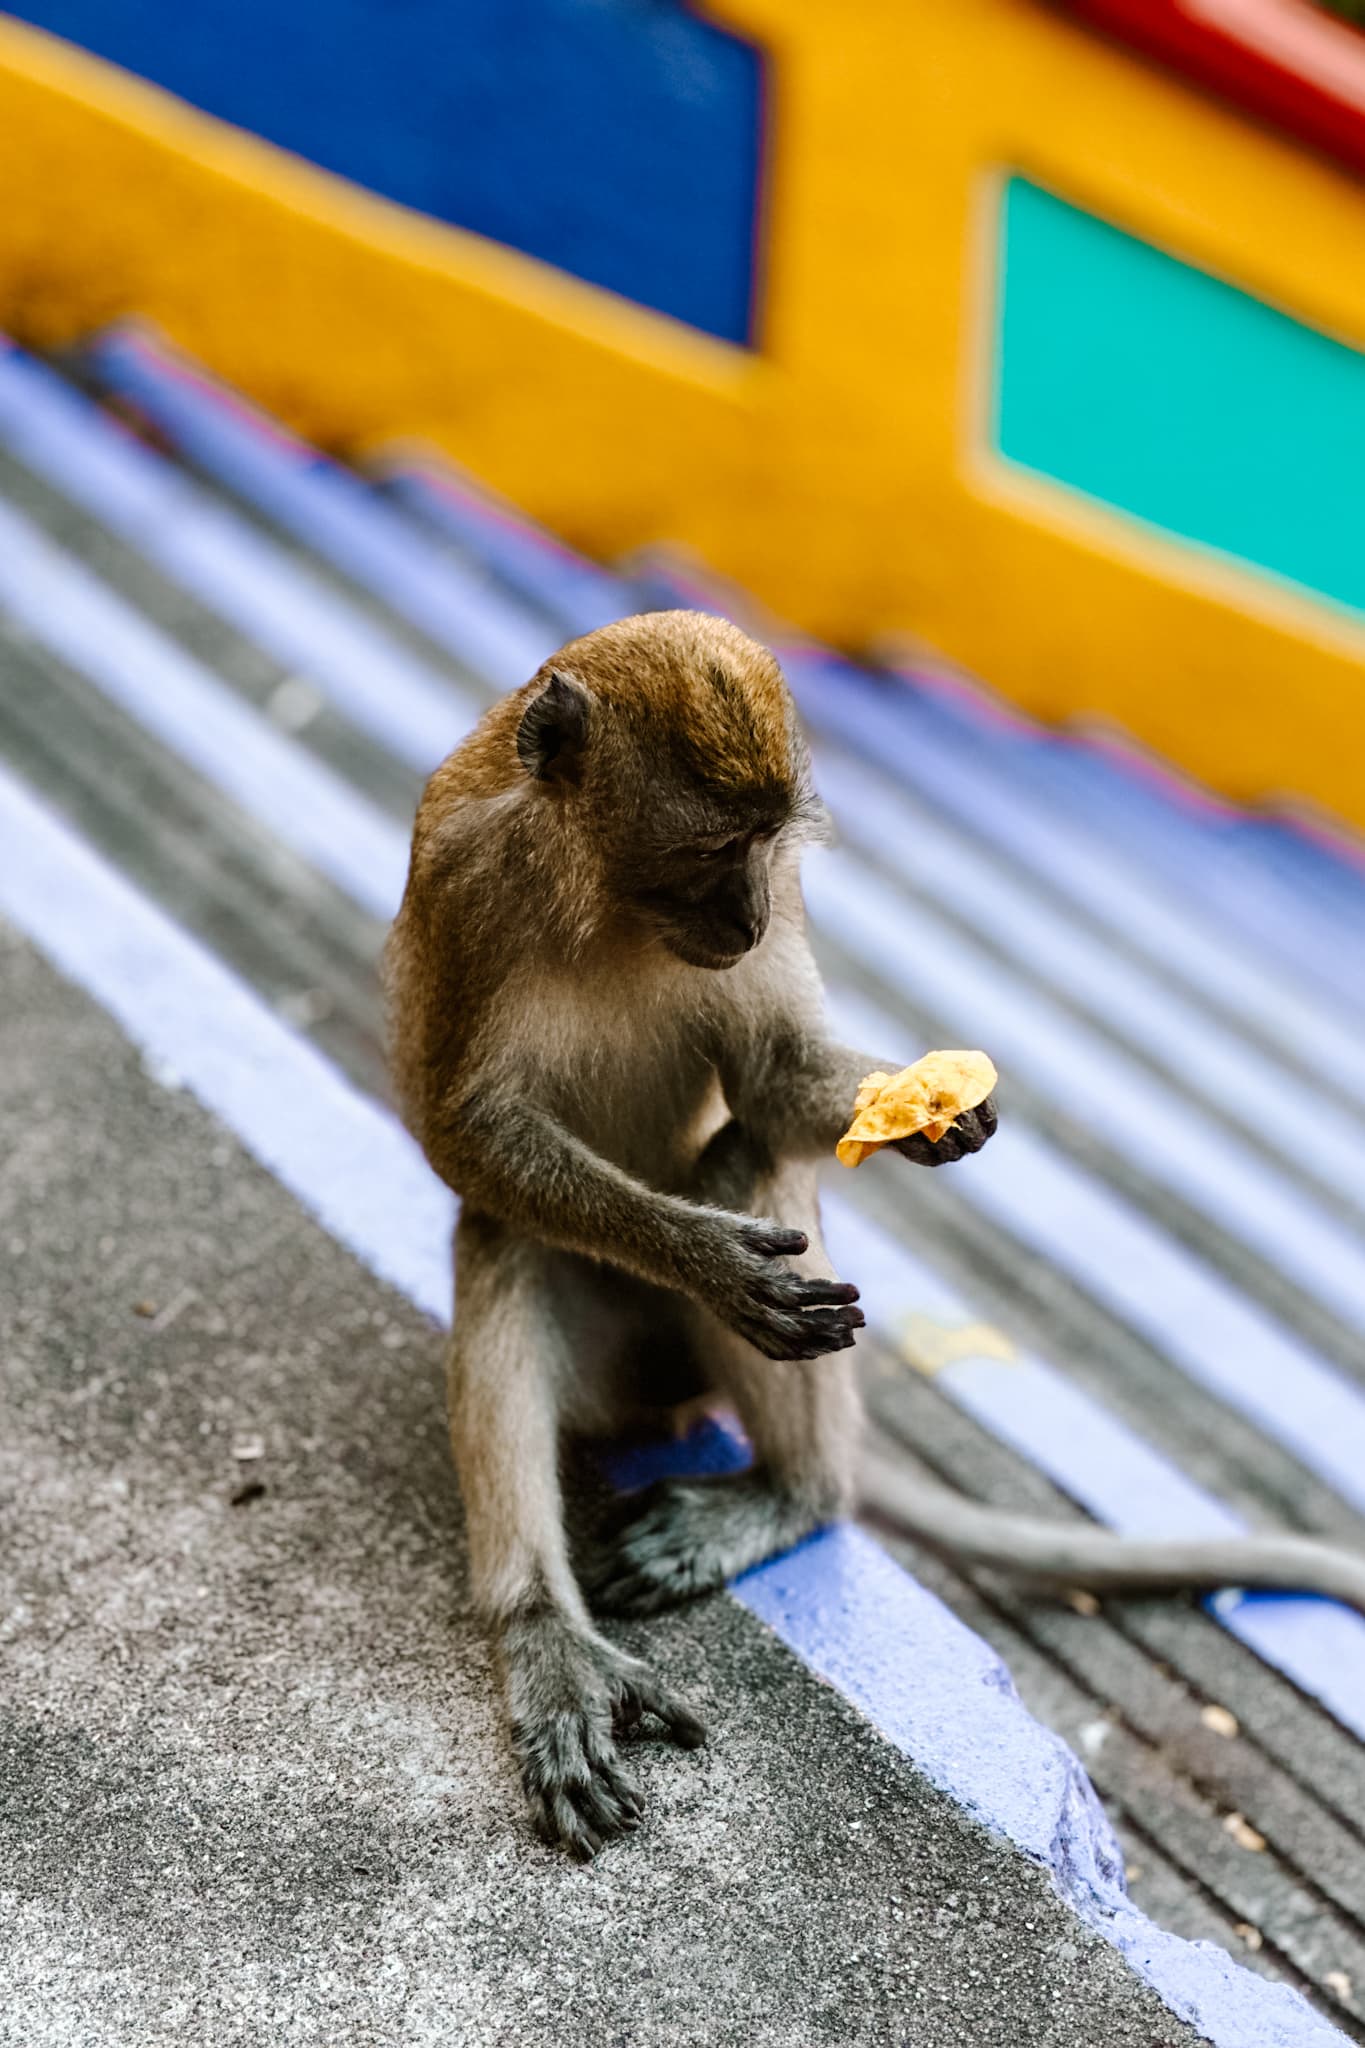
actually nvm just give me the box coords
[0,927,1205,2048]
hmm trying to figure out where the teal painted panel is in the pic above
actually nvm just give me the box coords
[995,177,1365,617]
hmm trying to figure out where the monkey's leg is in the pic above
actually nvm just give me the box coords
[450,1212,705,1858]
[587,1155,861,1615]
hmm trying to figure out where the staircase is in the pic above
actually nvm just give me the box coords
[2,321,1363,2032]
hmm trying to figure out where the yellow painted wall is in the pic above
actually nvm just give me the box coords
[0,3,1364,822]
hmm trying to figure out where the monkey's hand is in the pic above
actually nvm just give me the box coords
[704,1219,865,1360]
[892,1094,998,1169]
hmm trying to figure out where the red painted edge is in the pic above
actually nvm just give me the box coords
[1053,0,1365,182]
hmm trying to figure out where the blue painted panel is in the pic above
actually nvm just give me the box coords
[13,0,763,343]
[996,176,1365,616]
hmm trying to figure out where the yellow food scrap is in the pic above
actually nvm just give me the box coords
[836,1050,997,1168]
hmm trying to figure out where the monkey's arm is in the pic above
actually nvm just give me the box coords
[428,1088,865,1361]
[720,1028,997,1168]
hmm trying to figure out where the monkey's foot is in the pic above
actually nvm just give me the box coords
[502,1607,705,1859]
[586,1474,818,1616]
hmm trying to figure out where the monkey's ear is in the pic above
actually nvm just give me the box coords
[516,671,590,783]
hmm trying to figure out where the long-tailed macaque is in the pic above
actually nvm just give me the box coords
[386,611,1365,1858]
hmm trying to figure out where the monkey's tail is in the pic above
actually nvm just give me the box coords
[860,1448,1365,1614]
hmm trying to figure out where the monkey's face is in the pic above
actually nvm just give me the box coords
[627,818,782,970]
[511,613,819,967]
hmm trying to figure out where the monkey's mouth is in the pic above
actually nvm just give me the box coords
[661,928,752,971]
[633,893,761,970]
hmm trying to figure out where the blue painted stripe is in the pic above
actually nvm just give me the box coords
[0,340,480,774]
[0,768,1342,2048]
[0,500,410,922]
[85,329,553,691]
[808,852,1365,1339]
[1236,814,1365,921]
[1028,741,1365,955]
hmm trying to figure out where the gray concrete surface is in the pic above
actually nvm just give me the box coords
[0,927,1208,2047]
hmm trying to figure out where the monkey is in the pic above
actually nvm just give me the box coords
[385,610,1365,1860]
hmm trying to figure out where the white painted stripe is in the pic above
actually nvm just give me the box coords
[0,343,478,773]
[0,499,409,922]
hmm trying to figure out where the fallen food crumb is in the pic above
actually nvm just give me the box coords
[1200,1703,1240,1739]
[1223,1812,1267,1852]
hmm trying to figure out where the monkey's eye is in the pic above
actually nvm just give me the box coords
[692,837,740,862]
